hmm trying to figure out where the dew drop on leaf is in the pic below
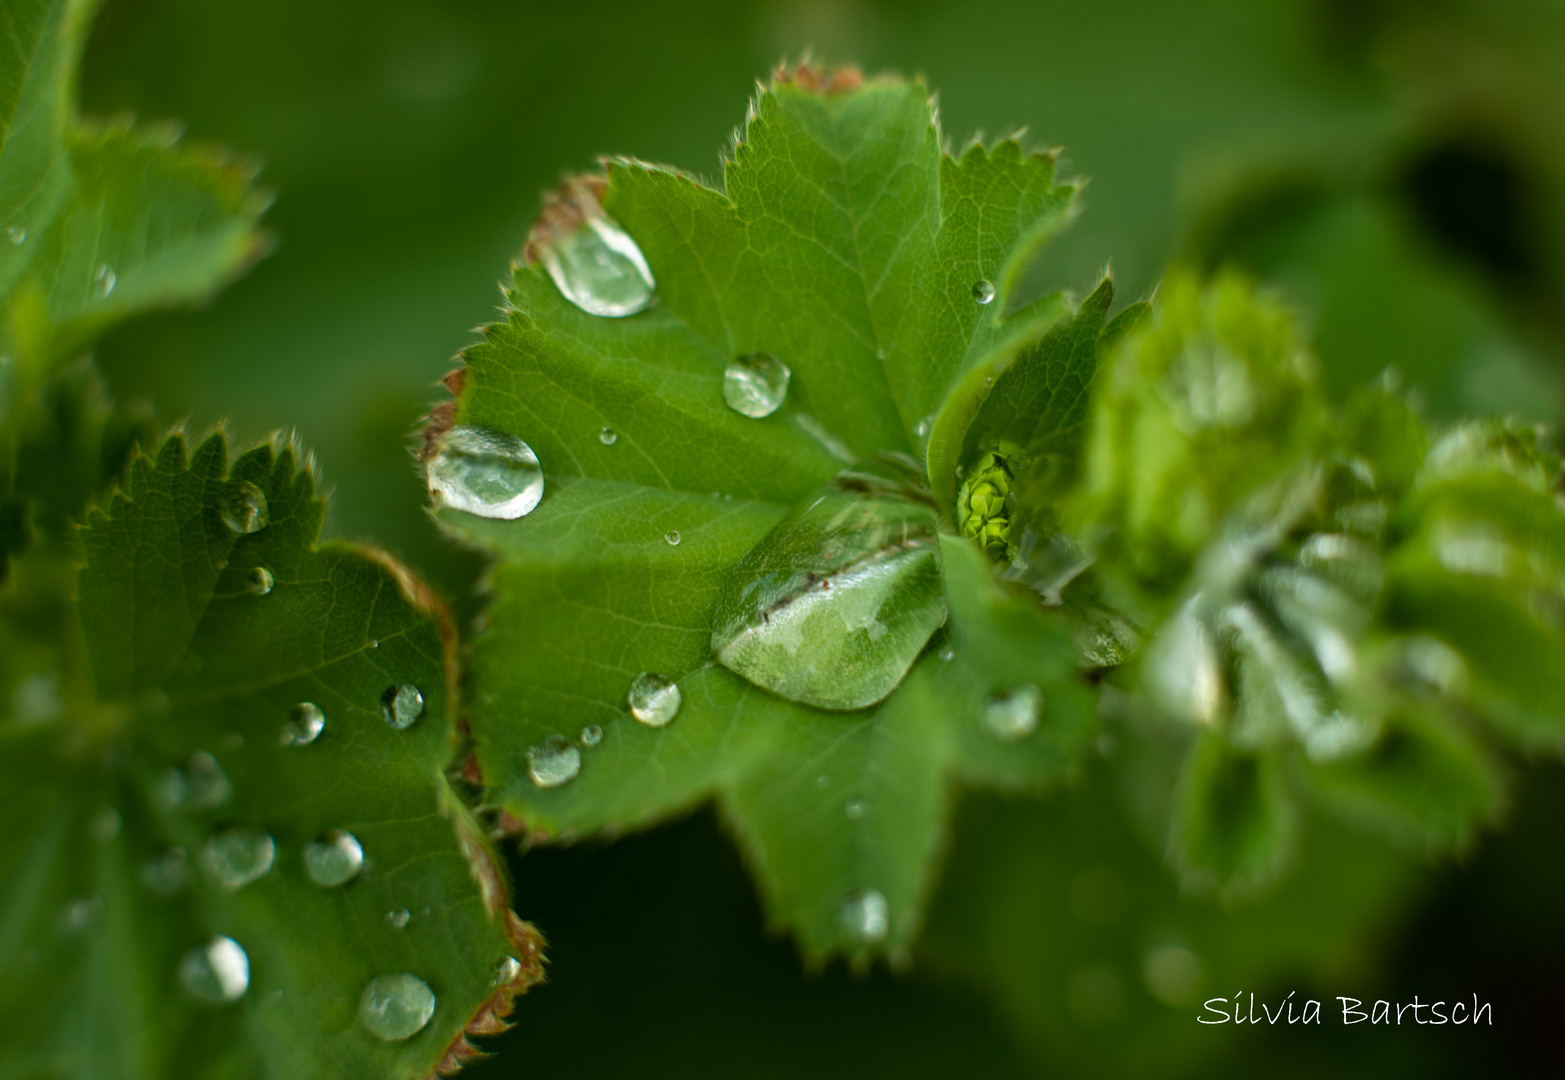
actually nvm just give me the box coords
[972,279,995,305]
[915,415,932,440]
[527,734,582,788]
[939,645,955,662]
[537,213,655,318]
[304,829,364,887]
[248,566,275,595]
[93,262,116,297]
[61,897,102,932]
[981,684,1044,742]
[426,425,544,519]
[627,672,681,727]
[281,702,325,746]
[840,888,889,944]
[598,426,617,445]
[381,684,425,730]
[160,751,232,810]
[201,827,276,891]
[723,353,791,418]
[179,936,250,1004]
[220,481,269,534]
[845,799,867,820]
[664,530,681,547]
[492,955,522,987]
[5,225,25,245]
[385,908,412,928]
[140,848,190,896]
[359,973,436,1041]
[580,724,603,747]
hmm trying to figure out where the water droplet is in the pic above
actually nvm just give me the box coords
[664,530,681,546]
[580,724,603,747]
[426,426,544,519]
[159,752,232,810]
[359,973,436,1041]
[598,426,618,445]
[89,807,121,841]
[815,774,830,789]
[61,896,102,932]
[527,735,581,788]
[915,415,932,439]
[972,280,995,305]
[141,848,190,895]
[840,888,889,945]
[201,827,275,891]
[845,799,867,820]
[220,481,269,534]
[381,684,425,730]
[248,566,274,595]
[281,702,325,746]
[6,225,25,245]
[939,645,955,662]
[723,353,792,418]
[179,936,250,1003]
[537,200,656,318]
[492,955,522,987]
[627,672,681,728]
[711,469,947,710]
[93,263,116,297]
[386,908,412,928]
[981,685,1044,742]
[304,829,364,887]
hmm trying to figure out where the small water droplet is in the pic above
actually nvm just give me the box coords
[5,225,26,245]
[179,936,250,1003]
[580,724,603,747]
[492,955,522,987]
[159,752,232,810]
[93,263,117,297]
[281,702,326,746]
[381,684,425,730]
[723,353,792,418]
[89,807,121,841]
[248,566,274,595]
[526,735,581,788]
[201,827,276,890]
[141,848,190,895]
[359,973,436,1041]
[598,426,618,445]
[815,774,830,789]
[981,685,1044,742]
[939,645,955,662]
[845,799,867,820]
[840,888,889,944]
[304,829,364,887]
[220,481,269,534]
[386,908,412,928]
[627,672,681,728]
[61,896,103,932]
[915,415,932,439]
[972,280,995,305]
[426,426,544,519]
[664,530,681,546]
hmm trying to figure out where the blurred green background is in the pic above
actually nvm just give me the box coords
[79,0,1565,1075]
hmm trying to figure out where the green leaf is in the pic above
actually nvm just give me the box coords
[0,431,540,1080]
[440,66,1091,955]
[1171,733,1298,898]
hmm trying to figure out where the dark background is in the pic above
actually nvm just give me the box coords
[79,1,1565,1075]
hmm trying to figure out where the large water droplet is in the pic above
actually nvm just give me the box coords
[580,724,603,747]
[527,735,581,788]
[598,426,618,445]
[180,936,250,1003]
[249,566,275,595]
[710,467,947,710]
[386,908,412,928]
[723,353,791,418]
[538,212,655,318]
[972,280,995,305]
[840,888,889,945]
[426,426,544,519]
[304,830,364,887]
[220,481,269,534]
[201,827,276,891]
[6,225,26,245]
[281,702,325,746]
[664,530,681,547]
[981,685,1044,742]
[93,263,117,297]
[141,848,190,896]
[359,973,436,1041]
[381,684,425,730]
[627,672,681,727]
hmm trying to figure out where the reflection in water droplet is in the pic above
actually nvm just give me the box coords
[580,724,603,747]
[627,672,681,727]
[304,830,365,887]
[492,955,522,987]
[249,566,275,595]
[538,211,656,318]
[845,799,867,820]
[527,735,581,788]
[723,353,792,418]
[981,685,1044,742]
[386,908,412,928]
[93,263,116,297]
[220,481,269,534]
[141,848,190,895]
[201,827,275,890]
[664,530,681,547]
[180,936,250,1003]
[939,645,955,662]
[840,888,889,944]
[915,415,932,439]
[381,684,425,730]
[972,280,995,305]
[598,426,617,445]
[359,973,437,1041]
[89,807,122,841]
[160,752,232,810]
[427,426,544,519]
[6,225,26,245]
[281,702,326,746]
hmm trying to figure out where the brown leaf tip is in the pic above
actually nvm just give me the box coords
[522,174,608,265]
[774,59,864,95]
[420,401,457,463]
[429,916,548,1078]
